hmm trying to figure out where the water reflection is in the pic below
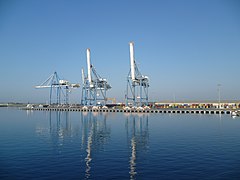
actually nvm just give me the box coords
[34,111,151,179]
[26,109,33,116]
[48,111,72,150]
[35,111,110,179]
[81,112,111,179]
[125,114,149,180]
[34,111,110,177]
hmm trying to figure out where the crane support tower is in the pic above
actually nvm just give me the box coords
[126,42,149,107]
[81,48,111,106]
[35,72,80,105]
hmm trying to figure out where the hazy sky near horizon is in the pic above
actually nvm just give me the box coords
[0,0,240,103]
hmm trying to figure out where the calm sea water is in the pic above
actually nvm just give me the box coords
[1,107,240,179]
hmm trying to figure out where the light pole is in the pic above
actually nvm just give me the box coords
[173,92,176,103]
[217,84,221,109]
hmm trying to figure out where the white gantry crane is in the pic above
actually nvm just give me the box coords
[81,48,111,106]
[126,42,149,107]
[35,72,80,105]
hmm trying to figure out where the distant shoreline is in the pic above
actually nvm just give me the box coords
[0,103,28,107]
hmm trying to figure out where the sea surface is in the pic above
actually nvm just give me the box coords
[1,107,240,179]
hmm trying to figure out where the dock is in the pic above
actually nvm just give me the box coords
[21,106,234,115]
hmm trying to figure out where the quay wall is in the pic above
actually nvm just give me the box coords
[22,107,234,115]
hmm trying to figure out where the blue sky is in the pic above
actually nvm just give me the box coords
[0,0,240,103]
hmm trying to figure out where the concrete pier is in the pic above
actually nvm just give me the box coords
[22,107,233,115]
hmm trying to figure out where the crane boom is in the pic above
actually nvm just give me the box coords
[86,48,92,83]
[129,42,136,81]
[81,68,85,85]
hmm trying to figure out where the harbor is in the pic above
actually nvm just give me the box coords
[1,1,240,179]
[28,42,240,117]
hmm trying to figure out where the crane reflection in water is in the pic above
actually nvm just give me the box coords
[80,112,111,179]
[35,111,110,179]
[43,111,72,151]
[34,110,149,179]
[125,113,149,180]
